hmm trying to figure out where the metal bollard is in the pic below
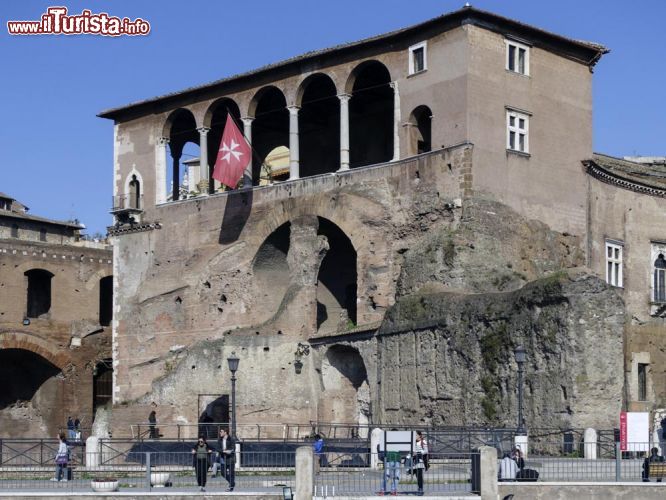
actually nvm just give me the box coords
[615,442,621,481]
[146,452,152,491]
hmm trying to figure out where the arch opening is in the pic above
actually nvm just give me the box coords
[25,269,53,318]
[316,218,357,333]
[164,109,199,201]
[252,222,291,320]
[349,61,393,168]
[251,87,288,186]
[299,74,340,177]
[409,105,432,155]
[129,175,141,209]
[206,99,242,193]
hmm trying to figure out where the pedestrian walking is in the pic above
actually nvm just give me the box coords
[413,431,427,495]
[191,435,213,492]
[51,433,69,482]
[313,434,325,474]
[148,410,157,439]
[642,447,665,482]
[217,428,236,491]
[74,417,81,441]
[66,417,75,441]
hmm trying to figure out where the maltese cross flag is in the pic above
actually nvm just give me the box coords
[212,114,251,188]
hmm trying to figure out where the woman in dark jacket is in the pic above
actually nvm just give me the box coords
[191,435,213,492]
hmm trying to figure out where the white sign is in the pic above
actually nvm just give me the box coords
[626,412,650,452]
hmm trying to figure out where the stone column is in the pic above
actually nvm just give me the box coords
[155,137,169,204]
[172,151,181,201]
[479,446,498,500]
[288,105,300,180]
[338,93,351,171]
[242,117,254,188]
[197,127,210,195]
[389,81,401,161]
[295,446,314,500]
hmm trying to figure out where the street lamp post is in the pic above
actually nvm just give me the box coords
[514,345,526,434]
[227,353,240,439]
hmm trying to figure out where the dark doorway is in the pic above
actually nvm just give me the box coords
[198,394,230,439]
[93,359,113,416]
[410,105,432,154]
[25,269,53,318]
[99,276,113,326]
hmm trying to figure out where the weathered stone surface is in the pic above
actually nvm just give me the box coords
[378,269,624,429]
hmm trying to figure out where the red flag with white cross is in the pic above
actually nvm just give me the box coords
[212,114,251,188]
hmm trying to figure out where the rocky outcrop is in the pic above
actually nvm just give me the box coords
[378,269,624,430]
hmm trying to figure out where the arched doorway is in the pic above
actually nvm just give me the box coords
[249,87,289,186]
[409,105,432,155]
[25,269,53,318]
[316,218,357,334]
[298,73,340,177]
[348,61,393,168]
[319,345,370,427]
[0,348,63,436]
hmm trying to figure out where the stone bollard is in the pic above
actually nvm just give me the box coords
[584,428,597,459]
[85,435,100,467]
[370,427,383,470]
[479,446,498,500]
[295,445,314,500]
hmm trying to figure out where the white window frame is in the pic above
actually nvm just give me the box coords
[506,109,529,153]
[505,39,530,76]
[409,41,427,75]
[605,240,623,288]
[652,243,666,304]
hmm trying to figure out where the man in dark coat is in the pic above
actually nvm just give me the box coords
[217,428,236,491]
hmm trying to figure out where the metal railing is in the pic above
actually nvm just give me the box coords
[0,451,296,493]
[314,451,478,496]
[111,194,143,212]
[0,439,84,467]
[501,441,665,482]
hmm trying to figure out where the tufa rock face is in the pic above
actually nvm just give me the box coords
[378,270,625,430]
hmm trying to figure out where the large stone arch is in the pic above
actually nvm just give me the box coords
[248,86,289,185]
[162,108,199,200]
[0,332,69,370]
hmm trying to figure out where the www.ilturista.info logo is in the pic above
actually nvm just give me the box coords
[7,7,151,36]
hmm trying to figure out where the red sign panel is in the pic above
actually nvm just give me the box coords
[620,412,627,451]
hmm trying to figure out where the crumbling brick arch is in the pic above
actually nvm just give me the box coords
[0,332,68,371]
[251,221,291,321]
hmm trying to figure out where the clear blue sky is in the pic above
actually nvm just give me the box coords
[1,0,664,235]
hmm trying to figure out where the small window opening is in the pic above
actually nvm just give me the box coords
[654,254,666,303]
[39,228,47,242]
[25,269,54,318]
[11,224,19,238]
[638,363,648,401]
[99,276,113,327]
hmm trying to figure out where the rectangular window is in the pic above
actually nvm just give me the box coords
[39,228,47,242]
[605,240,623,287]
[409,41,427,75]
[506,110,529,153]
[638,363,648,401]
[506,40,530,76]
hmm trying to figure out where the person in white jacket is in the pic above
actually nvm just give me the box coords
[51,433,69,482]
[499,452,518,481]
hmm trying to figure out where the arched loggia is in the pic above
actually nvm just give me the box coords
[163,109,199,200]
[204,98,242,193]
[249,87,289,186]
[347,61,393,168]
[297,74,340,177]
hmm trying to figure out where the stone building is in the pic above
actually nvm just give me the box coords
[97,6,661,436]
[0,193,113,437]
